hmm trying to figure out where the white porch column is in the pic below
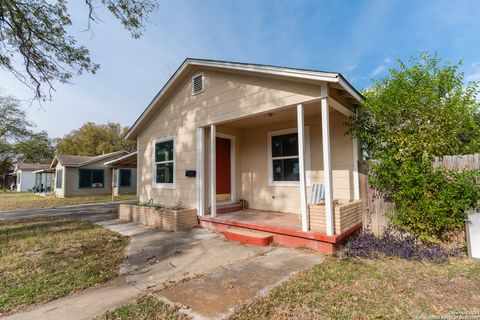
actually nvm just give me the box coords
[321,84,334,236]
[196,127,205,216]
[352,137,360,201]
[210,125,217,218]
[297,104,309,232]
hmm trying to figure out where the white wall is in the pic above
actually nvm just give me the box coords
[16,170,36,192]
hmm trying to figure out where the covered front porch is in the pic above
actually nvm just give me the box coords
[200,205,362,253]
[195,83,363,252]
[33,168,55,195]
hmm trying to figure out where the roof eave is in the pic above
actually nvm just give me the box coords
[104,151,138,166]
[78,151,127,167]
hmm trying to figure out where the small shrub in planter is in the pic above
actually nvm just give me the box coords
[119,199,198,232]
[336,225,462,261]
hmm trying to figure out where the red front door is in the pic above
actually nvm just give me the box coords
[216,137,231,195]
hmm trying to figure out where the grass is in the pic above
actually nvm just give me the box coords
[231,257,480,320]
[98,295,187,320]
[0,192,136,212]
[0,217,129,315]
[95,257,480,320]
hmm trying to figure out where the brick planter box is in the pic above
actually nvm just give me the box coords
[309,200,363,234]
[119,204,198,232]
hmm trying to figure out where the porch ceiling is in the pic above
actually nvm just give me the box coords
[220,101,326,129]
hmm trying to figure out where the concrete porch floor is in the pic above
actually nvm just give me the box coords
[216,209,304,231]
[199,209,363,253]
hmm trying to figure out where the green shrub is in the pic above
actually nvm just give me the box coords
[388,161,480,242]
[351,53,480,242]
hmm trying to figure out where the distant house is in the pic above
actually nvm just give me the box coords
[13,163,51,192]
[50,151,132,197]
[104,151,138,197]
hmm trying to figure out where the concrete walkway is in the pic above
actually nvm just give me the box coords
[0,202,122,222]
[1,206,323,320]
[160,248,323,320]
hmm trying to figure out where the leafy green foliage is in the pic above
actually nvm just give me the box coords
[14,131,55,163]
[351,53,480,242]
[0,96,55,187]
[0,0,158,100]
[56,122,135,156]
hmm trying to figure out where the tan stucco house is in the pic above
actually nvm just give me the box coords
[50,151,136,197]
[125,59,363,252]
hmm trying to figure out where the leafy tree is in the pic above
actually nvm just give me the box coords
[351,53,480,242]
[0,96,32,140]
[0,0,158,100]
[56,122,135,156]
[14,131,55,163]
[0,95,44,188]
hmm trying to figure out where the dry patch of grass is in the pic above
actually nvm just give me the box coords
[98,295,188,320]
[0,217,129,315]
[0,192,136,212]
[231,257,480,320]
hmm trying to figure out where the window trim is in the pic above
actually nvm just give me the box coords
[78,168,105,189]
[191,72,204,95]
[118,168,132,188]
[152,136,176,189]
[55,168,63,189]
[267,127,310,187]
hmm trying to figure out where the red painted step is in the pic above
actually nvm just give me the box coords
[224,228,274,246]
[210,202,243,215]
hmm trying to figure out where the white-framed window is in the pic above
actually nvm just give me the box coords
[192,73,204,95]
[267,127,310,187]
[153,137,175,188]
[55,169,63,189]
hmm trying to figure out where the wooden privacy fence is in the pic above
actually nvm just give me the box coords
[359,154,480,236]
[359,161,394,236]
[433,154,480,170]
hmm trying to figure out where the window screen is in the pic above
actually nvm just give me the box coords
[154,139,174,184]
[56,169,63,189]
[119,169,132,187]
[271,133,299,182]
[79,169,104,188]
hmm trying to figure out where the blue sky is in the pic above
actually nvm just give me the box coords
[1,0,480,138]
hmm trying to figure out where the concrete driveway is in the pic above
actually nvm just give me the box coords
[0,205,323,320]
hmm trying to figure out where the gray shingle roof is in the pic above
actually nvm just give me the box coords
[15,163,50,171]
[52,151,128,168]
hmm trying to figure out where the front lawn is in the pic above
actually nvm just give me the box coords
[96,257,480,320]
[98,295,187,320]
[0,217,129,315]
[231,257,480,319]
[0,192,136,212]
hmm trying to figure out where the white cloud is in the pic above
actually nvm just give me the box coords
[347,64,357,71]
[384,57,392,63]
[467,72,480,82]
[466,61,480,81]
[370,64,387,77]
